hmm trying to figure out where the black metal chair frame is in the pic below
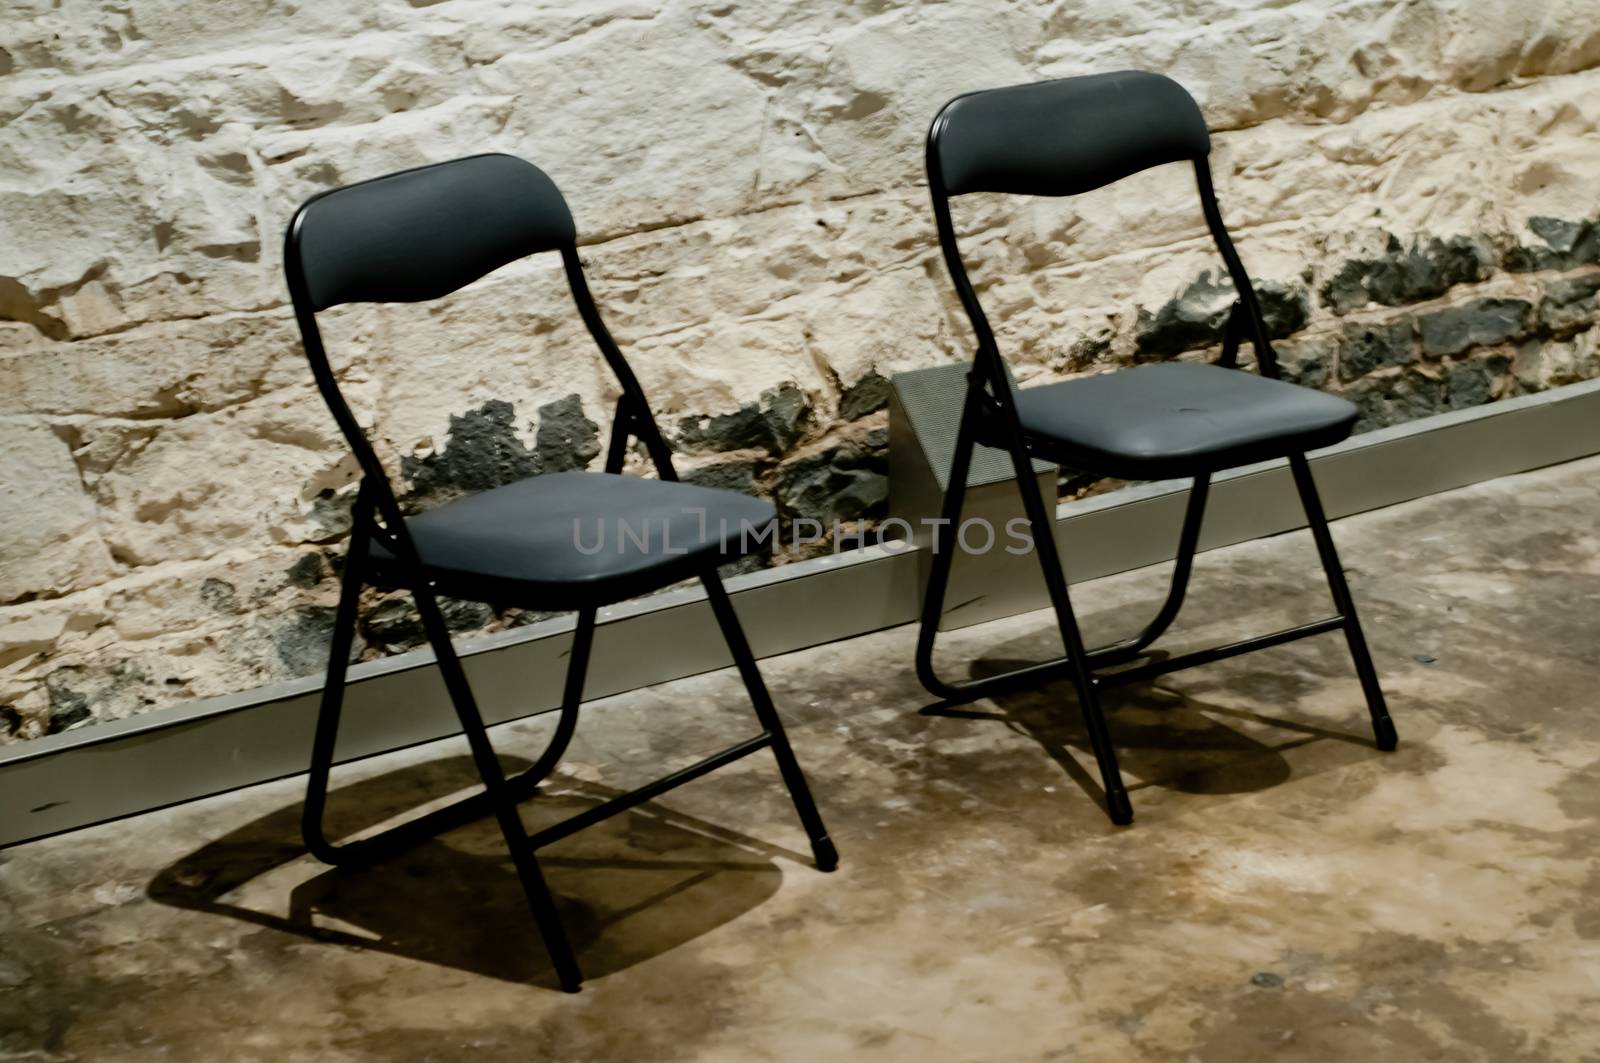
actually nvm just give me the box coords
[284,155,835,993]
[915,87,1397,827]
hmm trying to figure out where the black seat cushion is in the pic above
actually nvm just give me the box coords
[367,472,776,608]
[1012,362,1357,479]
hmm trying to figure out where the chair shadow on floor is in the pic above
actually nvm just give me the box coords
[921,624,1388,819]
[148,753,794,988]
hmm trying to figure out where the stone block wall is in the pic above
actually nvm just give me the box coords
[3,0,1599,741]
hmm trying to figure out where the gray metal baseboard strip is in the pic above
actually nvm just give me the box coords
[5,378,1598,846]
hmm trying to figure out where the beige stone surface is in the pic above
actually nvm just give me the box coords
[3,0,1600,738]
[0,417,114,603]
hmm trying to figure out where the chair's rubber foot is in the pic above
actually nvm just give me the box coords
[1373,717,1399,752]
[812,835,839,872]
[551,958,584,993]
[1106,790,1134,827]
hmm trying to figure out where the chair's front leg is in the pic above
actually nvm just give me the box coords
[1001,433,1133,826]
[700,568,837,871]
[1287,454,1398,751]
[301,600,594,871]
[412,587,586,992]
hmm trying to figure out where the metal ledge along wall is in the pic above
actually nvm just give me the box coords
[4,1,1600,748]
[7,374,1600,845]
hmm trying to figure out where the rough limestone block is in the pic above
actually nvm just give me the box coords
[85,385,348,566]
[0,311,305,418]
[0,419,114,602]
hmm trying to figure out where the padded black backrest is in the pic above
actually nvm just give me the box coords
[290,153,576,311]
[932,71,1210,198]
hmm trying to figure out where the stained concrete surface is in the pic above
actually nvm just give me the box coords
[4,457,1600,1062]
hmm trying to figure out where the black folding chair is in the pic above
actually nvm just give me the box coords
[283,153,836,992]
[916,72,1397,826]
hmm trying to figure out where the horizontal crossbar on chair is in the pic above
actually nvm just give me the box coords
[924,615,1347,704]
[1091,615,1345,689]
[526,733,773,850]
[320,736,774,870]
[312,760,548,868]
[320,732,776,866]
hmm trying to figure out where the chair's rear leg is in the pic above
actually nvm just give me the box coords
[1003,438,1133,825]
[412,588,586,992]
[1287,454,1398,750]
[700,569,838,871]
[1087,473,1211,667]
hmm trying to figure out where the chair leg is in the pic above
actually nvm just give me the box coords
[917,441,1210,693]
[303,499,372,865]
[910,386,1131,824]
[1085,472,1210,668]
[303,602,596,872]
[913,398,976,698]
[700,568,838,871]
[1002,434,1134,826]
[1287,454,1398,751]
[412,588,586,992]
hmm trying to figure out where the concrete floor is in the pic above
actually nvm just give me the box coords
[4,458,1600,1062]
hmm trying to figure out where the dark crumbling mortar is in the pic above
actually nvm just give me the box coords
[534,394,601,474]
[403,399,540,501]
[42,661,153,734]
[1273,319,1415,389]
[683,458,763,497]
[199,577,240,613]
[362,598,427,650]
[775,440,888,528]
[1346,369,1450,431]
[403,395,601,502]
[438,599,497,636]
[1265,337,1331,388]
[1344,352,1512,432]
[1060,328,1115,373]
[1319,234,1492,313]
[1445,355,1511,411]
[1135,272,1310,357]
[1538,274,1600,334]
[43,669,93,733]
[838,370,891,421]
[1418,298,1532,358]
[361,596,495,652]
[273,606,363,678]
[1504,216,1600,273]
[302,487,356,543]
[1335,320,1415,382]
[285,552,326,589]
[676,383,812,455]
